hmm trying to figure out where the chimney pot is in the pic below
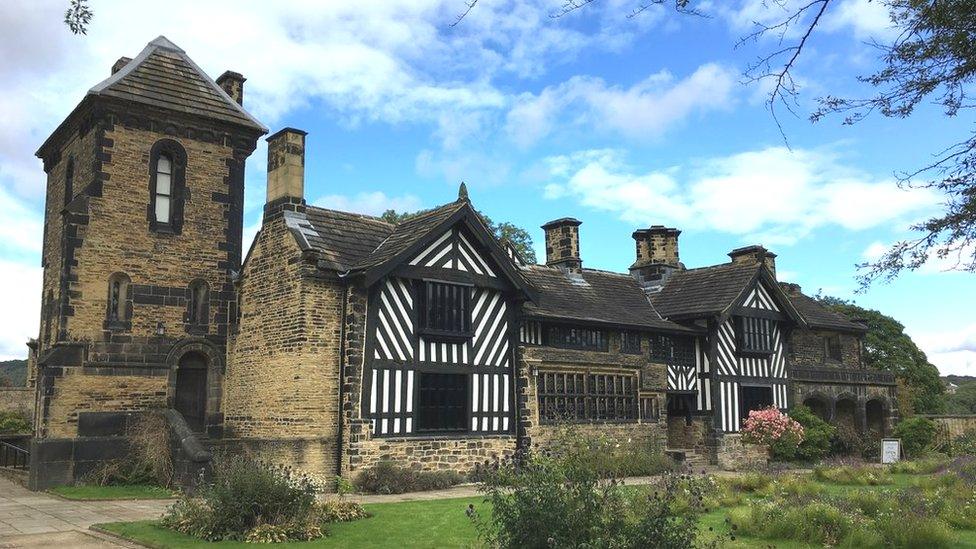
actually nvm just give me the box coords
[111,57,132,75]
[216,70,246,106]
[541,218,582,273]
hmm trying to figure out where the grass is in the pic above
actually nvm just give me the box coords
[50,484,177,500]
[94,467,976,549]
[97,496,483,548]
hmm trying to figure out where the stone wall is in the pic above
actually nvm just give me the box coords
[789,328,862,369]
[0,388,33,420]
[716,433,768,471]
[519,336,669,455]
[922,415,976,441]
[44,369,168,438]
[349,435,515,475]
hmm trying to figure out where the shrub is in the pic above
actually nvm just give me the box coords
[760,474,825,498]
[890,456,949,475]
[162,456,324,542]
[0,411,31,434]
[741,407,804,454]
[522,426,674,480]
[789,406,835,462]
[315,499,370,523]
[952,430,976,456]
[894,417,938,458]
[86,412,174,488]
[353,462,464,494]
[874,513,956,548]
[831,424,869,457]
[723,471,771,493]
[813,464,892,486]
[730,499,854,546]
[472,438,716,549]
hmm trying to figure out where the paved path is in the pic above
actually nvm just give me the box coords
[0,477,170,548]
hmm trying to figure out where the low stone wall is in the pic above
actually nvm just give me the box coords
[921,415,976,441]
[716,434,768,471]
[530,421,667,455]
[348,434,515,476]
[0,387,33,420]
[210,437,338,484]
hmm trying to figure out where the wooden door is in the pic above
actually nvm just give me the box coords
[175,353,207,432]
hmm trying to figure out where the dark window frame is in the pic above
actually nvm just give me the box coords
[544,324,608,352]
[736,316,774,356]
[824,334,843,362]
[538,371,638,423]
[148,139,187,234]
[416,372,469,433]
[621,331,642,355]
[104,272,132,330]
[418,280,473,341]
[649,334,695,368]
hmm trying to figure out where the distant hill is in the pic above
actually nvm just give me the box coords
[0,359,27,387]
[943,375,976,387]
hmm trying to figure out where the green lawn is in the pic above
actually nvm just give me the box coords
[50,484,177,500]
[94,472,976,548]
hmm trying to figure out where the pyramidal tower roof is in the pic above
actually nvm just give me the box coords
[87,35,267,132]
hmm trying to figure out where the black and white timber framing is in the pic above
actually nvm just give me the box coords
[364,225,517,437]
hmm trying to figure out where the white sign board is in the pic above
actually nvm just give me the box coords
[881,438,901,464]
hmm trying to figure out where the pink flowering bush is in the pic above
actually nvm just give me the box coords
[741,407,805,460]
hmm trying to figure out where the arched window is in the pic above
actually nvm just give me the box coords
[148,139,187,233]
[106,272,131,327]
[64,158,74,207]
[187,280,209,327]
[44,290,54,344]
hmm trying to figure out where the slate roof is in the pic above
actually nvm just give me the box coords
[350,201,466,271]
[782,288,868,333]
[87,36,267,132]
[650,262,762,319]
[285,208,394,272]
[521,266,697,333]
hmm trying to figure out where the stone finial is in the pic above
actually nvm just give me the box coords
[458,181,469,202]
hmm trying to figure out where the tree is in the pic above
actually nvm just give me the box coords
[816,293,945,414]
[64,0,92,35]
[945,382,976,415]
[380,209,537,264]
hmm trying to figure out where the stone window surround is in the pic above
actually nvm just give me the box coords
[103,271,132,331]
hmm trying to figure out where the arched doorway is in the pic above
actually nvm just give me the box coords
[866,399,885,436]
[835,398,858,432]
[803,396,830,421]
[175,351,208,432]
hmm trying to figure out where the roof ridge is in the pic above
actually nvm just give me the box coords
[305,204,393,227]
[673,261,757,274]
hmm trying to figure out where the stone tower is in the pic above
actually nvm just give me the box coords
[30,36,266,486]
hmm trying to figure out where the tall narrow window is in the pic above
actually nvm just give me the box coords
[825,335,843,362]
[64,158,74,207]
[187,280,209,327]
[148,139,186,233]
[105,273,131,327]
[154,154,173,224]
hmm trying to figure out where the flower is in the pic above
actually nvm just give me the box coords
[741,406,805,446]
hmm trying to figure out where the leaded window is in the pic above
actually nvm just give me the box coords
[154,154,173,224]
[538,372,637,423]
[417,372,468,432]
[621,331,642,354]
[825,335,842,361]
[649,334,695,367]
[737,317,773,355]
[105,272,131,327]
[148,139,186,233]
[419,281,472,339]
[545,325,608,352]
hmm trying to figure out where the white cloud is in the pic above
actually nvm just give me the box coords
[543,146,939,245]
[0,260,41,360]
[822,0,896,41]
[911,324,976,376]
[717,0,894,41]
[312,191,423,217]
[506,63,737,148]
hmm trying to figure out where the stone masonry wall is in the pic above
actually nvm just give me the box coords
[224,215,342,456]
[716,433,768,471]
[789,328,862,369]
[0,388,34,420]
[44,369,168,438]
[519,333,669,455]
[350,435,515,474]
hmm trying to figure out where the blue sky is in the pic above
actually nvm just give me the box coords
[0,0,973,373]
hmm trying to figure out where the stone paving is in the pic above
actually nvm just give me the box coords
[0,477,170,548]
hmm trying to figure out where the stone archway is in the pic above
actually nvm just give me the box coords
[166,338,224,435]
[866,398,886,436]
[802,394,831,421]
[835,397,858,432]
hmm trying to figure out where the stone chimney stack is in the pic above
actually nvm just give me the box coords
[264,128,307,220]
[216,70,246,106]
[111,57,131,75]
[629,225,683,292]
[729,245,777,277]
[542,218,582,274]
